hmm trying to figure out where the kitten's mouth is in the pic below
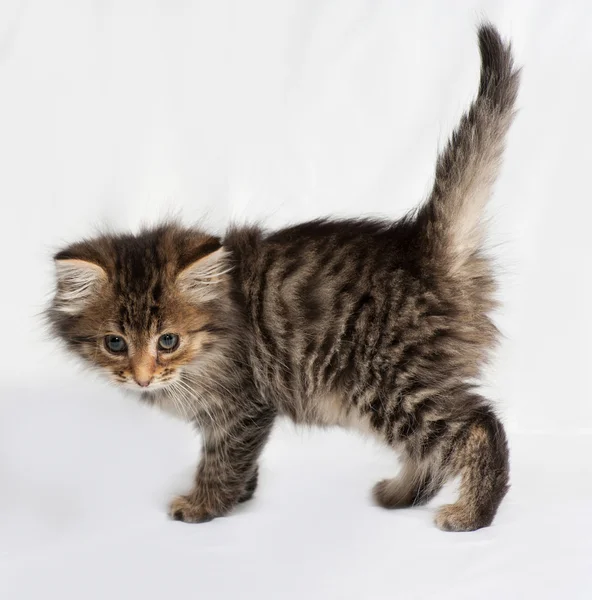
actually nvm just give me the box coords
[116,378,177,393]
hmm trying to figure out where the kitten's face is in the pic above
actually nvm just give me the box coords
[73,299,212,392]
[48,225,229,394]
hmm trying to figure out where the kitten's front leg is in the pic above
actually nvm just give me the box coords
[169,404,275,523]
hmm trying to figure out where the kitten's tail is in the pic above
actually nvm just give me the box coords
[418,24,520,272]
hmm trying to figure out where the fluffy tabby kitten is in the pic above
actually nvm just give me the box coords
[48,25,519,531]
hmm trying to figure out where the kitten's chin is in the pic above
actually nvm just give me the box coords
[109,376,192,420]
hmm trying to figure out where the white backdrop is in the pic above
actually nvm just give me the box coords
[1,1,592,598]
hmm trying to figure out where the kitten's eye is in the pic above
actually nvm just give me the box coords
[158,333,179,352]
[104,335,127,354]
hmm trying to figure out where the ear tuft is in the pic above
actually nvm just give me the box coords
[53,259,107,314]
[177,247,231,301]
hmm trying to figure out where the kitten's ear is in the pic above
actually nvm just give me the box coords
[177,241,230,302]
[53,257,107,314]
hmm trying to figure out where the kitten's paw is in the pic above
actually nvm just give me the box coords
[168,495,217,524]
[372,478,413,508]
[434,503,489,532]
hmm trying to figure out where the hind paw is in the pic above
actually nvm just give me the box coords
[434,503,491,532]
[372,478,414,508]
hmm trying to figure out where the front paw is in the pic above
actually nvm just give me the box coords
[168,495,217,524]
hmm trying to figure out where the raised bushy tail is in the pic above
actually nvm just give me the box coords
[419,24,520,272]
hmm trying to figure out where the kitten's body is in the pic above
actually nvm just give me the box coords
[49,25,519,531]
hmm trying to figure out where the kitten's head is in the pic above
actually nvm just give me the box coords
[48,224,231,392]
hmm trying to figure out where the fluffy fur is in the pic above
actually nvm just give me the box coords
[48,25,519,531]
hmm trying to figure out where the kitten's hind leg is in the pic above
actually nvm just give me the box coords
[373,459,443,509]
[433,407,509,532]
[373,393,509,531]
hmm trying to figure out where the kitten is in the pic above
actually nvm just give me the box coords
[48,25,519,531]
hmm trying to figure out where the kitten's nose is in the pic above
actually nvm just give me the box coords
[134,376,152,388]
